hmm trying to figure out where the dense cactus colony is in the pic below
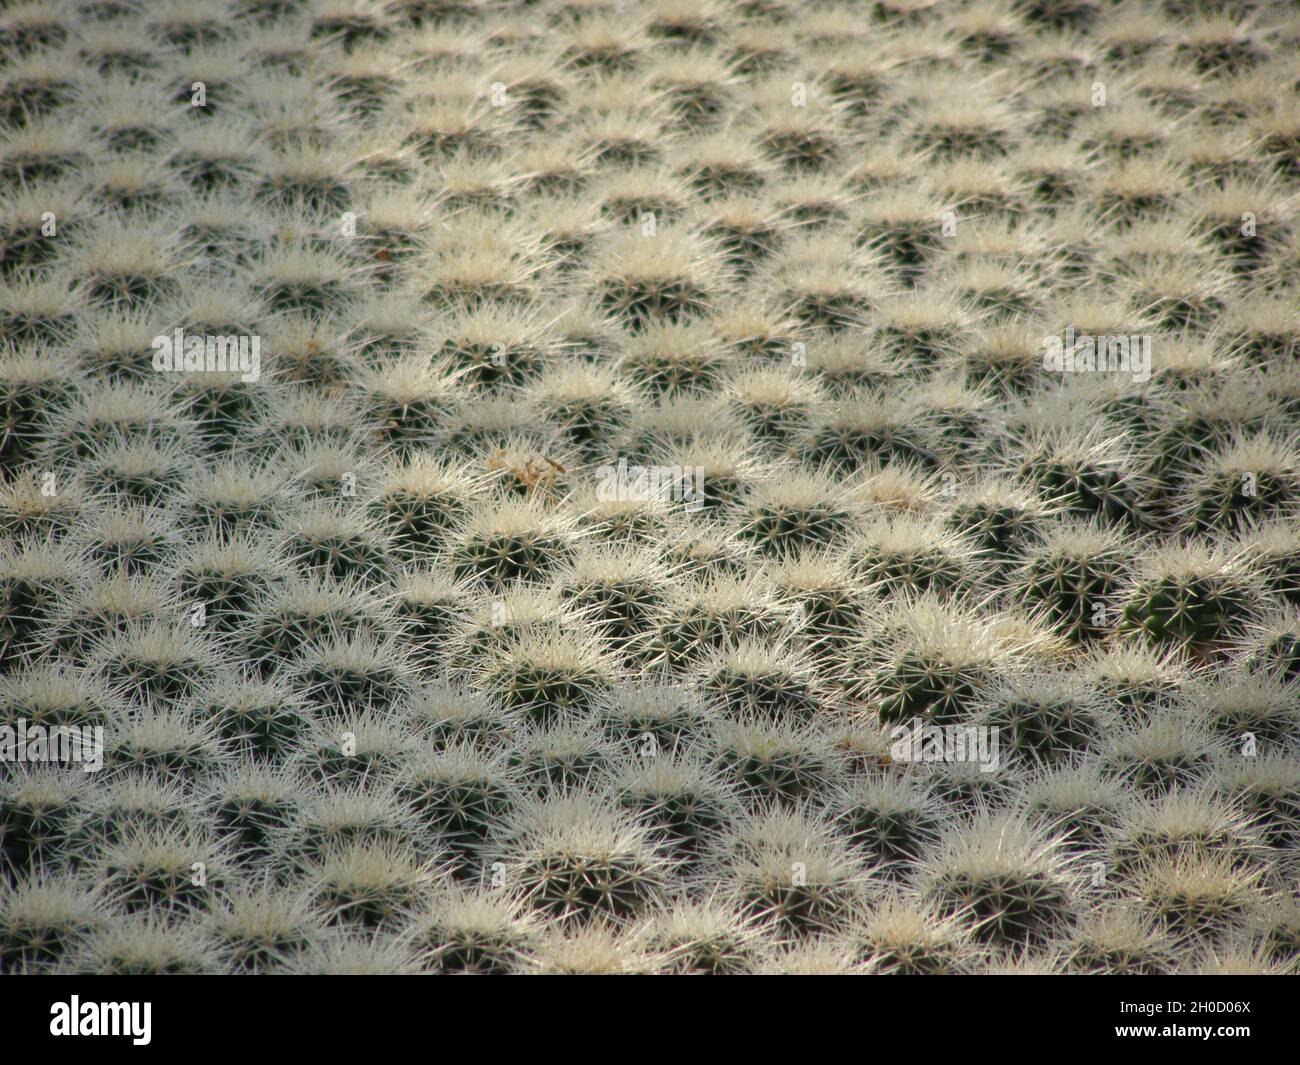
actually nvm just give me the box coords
[1,0,1297,975]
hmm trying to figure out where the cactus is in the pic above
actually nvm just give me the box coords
[737,467,861,555]
[500,794,668,924]
[978,671,1108,763]
[480,631,614,727]
[1066,906,1174,975]
[451,497,575,590]
[309,841,436,930]
[610,754,734,855]
[722,807,865,936]
[99,825,227,915]
[827,777,940,867]
[644,899,758,975]
[0,0,1293,976]
[921,814,1076,947]
[397,744,518,859]
[855,894,976,975]
[210,881,322,974]
[405,886,532,975]
[0,768,85,876]
[867,596,1008,726]
[1135,852,1263,937]
[712,719,837,806]
[1018,519,1130,642]
[0,874,102,973]
[698,639,821,721]
[1118,541,1261,650]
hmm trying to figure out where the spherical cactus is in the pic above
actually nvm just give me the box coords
[0,874,103,973]
[451,496,575,590]
[80,505,178,575]
[857,189,947,284]
[0,349,62,469]
[0,537,79,663]
[1066,906,1174,975]
[390,568,470,654]
[977,671,1108,763]
[396,744,520,859]
[107,705,226,783]
[921,814,1076,947]
[595,682,710,751]
[1247,898,1300,967]
[366,453,476,557]
[619,319,729,396]
[279,932,420,976]
[727,367,821,450]
[558,545,673,651]
[75,776,196,852]
[309,840,438,931]
[591,227,715,331]
[1119,542,1262,650]
[800,389,934,472]
[867,597,1006,726]
[532,360,632,458]
[1134,852,1262,937]
[1083,641,1189,718]
[1190,670,1299,751]
[1100,710,1217,794]
[289,785,423,865]
[1183,433,1300,536]
[944,479,1045,563]
[65,914,216,975]
[207,766,303,864]
[0,468,87,539]
[498,793,669,924]
[92,619,219,702]
[195,673,309,762]
[405,886,533,975]
[609,753,734,856]
[712,719,838,806]
[403,683,517,751]
[0,768,85,876]
[280,501,392,585]
[1237,605,1300,682]
[1018,519,1130,642]
[99,825,227,915]
[209,881,322,974]
[1014,427,1150,528]
[1234,519,1300,606]
[353,357,458,450]
[763,548,871,652]
[698,639,822,722]
[293,630,413,721]
[297,712,413,785]
[46,573,173,656]
[854,894,976,975]
[737,468,861,555]
[827,776,940,868]
[848,514,978,599]
[722,807,865,936]
[173,534,287,633]
[181,459,288,538]
[643,899,758,975]
[1106,788,1262,877]
[509,723,612,796]
[245,575,387,671]
[480,631,614,727]
[1213,754,1300,850]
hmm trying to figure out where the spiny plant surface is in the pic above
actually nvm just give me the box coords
[0,0,1297,976]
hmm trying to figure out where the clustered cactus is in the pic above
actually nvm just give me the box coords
[0,0,1296,976]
